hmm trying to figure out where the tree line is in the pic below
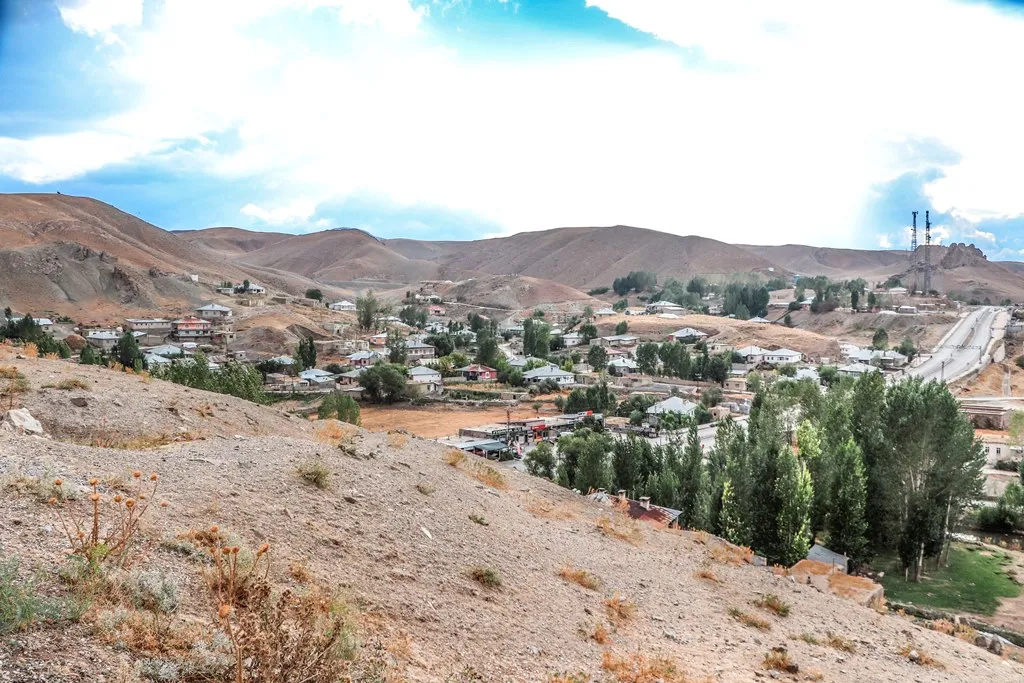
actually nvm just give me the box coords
[528,372,984,574]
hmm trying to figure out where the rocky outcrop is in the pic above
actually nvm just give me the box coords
[0,408,45,436]
[941,242,988,269]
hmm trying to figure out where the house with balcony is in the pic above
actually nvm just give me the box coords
[195,304,233,321]
[406,339,436,362]
[599,334,639,349]
[171,317,213,342]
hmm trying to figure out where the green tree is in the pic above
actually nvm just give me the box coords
[871,327,889,350]
[587,345,607,372]
[114,330,143,368]
[522,318,536,358]
[532,323,551,359]
[583,305,594,320]
[867,291,877,309]
[579,322,598,343]
[305,288,323,301]
[359,364,407,404]
[572,430,612,492]
[356,290,379,330]
[896,337,917,360]
[79,345,100,365]
[294,337,317,371]
[612,299,628,312]
[635,343,659,375]
[318,392,361,424]
[783,313,793,327]
[474,330,499,367]
[525,441,556,479]
[826,437,869,565]
[615,320,628,335]
[426,333,454,357]
[677,424,710,530]
[386,329,407,364]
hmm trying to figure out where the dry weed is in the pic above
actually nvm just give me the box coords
[89,432,185,450]
[728,608,770,631]
[315,419,354,446]
[289,560,313,583]
[899,643,944,668]
[589,623,611,645]
[762,647,796,672]
[559,566,601,591]
[596,516,643,545]
[415,482,435,496]
[709,542,752,565]
[600,651,694,683]
[444,448,466,467]
[527,498,577,520]
[692,530,709,545]
[297,459,331,489]
[794,633,819,646]
[21,343,38,358]
[754,594,790,617]
[470,462,507,490]
[56,378,89,391]
[826,632,855,652]
[546,673,592,683]
[604,595,636,625]
[693,569,722,584]
[469,567,502,589]
[387,432,409,448]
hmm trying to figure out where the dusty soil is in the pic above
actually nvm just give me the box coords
[596,314,843,360]
[360,405,542,439]
[788,310,959,351]
[1,355,1022,681]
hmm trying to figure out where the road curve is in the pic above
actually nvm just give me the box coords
[905,306,999,384]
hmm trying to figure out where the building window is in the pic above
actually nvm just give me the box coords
[996,447,1002,456]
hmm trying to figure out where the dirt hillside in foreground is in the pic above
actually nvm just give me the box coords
[1,355,1020,681]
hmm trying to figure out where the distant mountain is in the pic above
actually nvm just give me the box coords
[386,226,785,290]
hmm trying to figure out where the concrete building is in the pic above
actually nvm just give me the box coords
[195,304,233,321]
[409,366,442,384]
[171,317,213,341]
[329,300,357,312]
[523,365,575,386]
[405,339,436,362]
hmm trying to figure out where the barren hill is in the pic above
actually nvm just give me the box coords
[385,226,786,290]
[739,244,911,281]
[2,354,1022,681]
[171,226,294,259]
[441,275,596,310]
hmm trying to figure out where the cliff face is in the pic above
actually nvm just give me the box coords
[941,242,989,269]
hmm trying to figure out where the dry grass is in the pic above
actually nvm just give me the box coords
[709,542,753,565]
[21,343,38,358]
[728,608,771,631]
[415,482,435,496]
[289,560,313,583]
[444,448,466,467]
[297,459,331,489]
[56,378,89,391]
[89,432,187,450]
[470,462,507,490]
[794,632,819,646]
[469,567,502,589]
[754,593,790,617]
[526,498,577,520]
[559,566,601,591]
[589,623,612,645]
[469,514,489,526]
[596,516,643,546]
[931,618,978,643]
[604,595,636,625]
[546,674,592,683]
[899,643,945,668]
[387,432,409,448]
[826,632,856,652]
[762,648,795,672]
[692,530,710,545]
[600,651,694,683]
[693,568,722,584]
[315,419,354,446]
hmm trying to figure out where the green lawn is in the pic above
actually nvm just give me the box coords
[876,544,1021,615]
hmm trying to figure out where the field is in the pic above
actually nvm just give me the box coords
[359,404,543,438]
[877,544,1021,615]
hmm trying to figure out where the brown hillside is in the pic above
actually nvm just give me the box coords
[740,244,910,281]
[442,275,596,309]
[385,226,786,290]
[172,226,293,259]
[1,354,1020,681]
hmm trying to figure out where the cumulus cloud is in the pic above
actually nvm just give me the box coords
[58,0,142,38]
[5,0,1024,243]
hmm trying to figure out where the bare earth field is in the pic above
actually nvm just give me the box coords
[788,310,960,351]
[360,405,541,439]
[2,355,1021,681]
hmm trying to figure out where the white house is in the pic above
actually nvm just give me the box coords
[599,334,639,348]
[849,349,908,368]
[409,366,442,384]
[735,345,769,364]
[509,356,553,369]
[35,317,54,333]
[243,283,266,295]
[523,365,575,386]
[267,355,296,366]
[646,396,698,416]
[667,327,707,342]
[838,362,879,378]
[646,300,685,314]
[298,368,337,386]
[763,348,802,365]
[594,308,617,317]
[195,304,233,323]
[347,350,380,367]
[608,357,639,374]
[562,332,583,348]
[794,367,820,383]
[146,344,185,358]
[125,318,172,333]
[330,300,357,312]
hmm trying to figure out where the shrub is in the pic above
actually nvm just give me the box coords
[470,462,507,490]
[729,608,770,631]
[415,482,435,496]
[589,622,611,645]
[444,449,466,467]
[762,647,795,672]
[596,516,642,545]
[110,568,180,614]
[297,459,330,489]
[469,567,502,588]
[469,514,489,526]
[0,553,86,633]
[317,392,360,425]
[49,471,163,570]
[826,632,855,652]
[604,595,636,624]
[600,651,690,683]
[558,566,600,590]
[694,569,721,584]
[754,594,790,617]
[899,643,944,668]
[56,378,89,391]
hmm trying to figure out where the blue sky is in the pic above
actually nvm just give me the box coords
[1,0,1024,259]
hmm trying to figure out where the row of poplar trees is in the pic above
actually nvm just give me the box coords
[551,372,985,576]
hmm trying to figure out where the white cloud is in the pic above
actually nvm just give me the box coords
[240,200,318,226]
[878,235,892,249]
[58,0,142,37]
[5,0,1024,245]
[314,218,331,228]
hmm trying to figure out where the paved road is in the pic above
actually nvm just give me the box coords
[905,306,1001,384]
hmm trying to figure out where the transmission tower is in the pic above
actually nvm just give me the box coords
[924,210,932,294]
[911,211,918,252]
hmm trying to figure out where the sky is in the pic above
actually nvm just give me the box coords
[1,0,1024,258]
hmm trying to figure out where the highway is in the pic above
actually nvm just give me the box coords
[905,306,1002,384]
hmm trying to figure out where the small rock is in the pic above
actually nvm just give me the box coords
[420,526,433,540]
[908,649,920,664]
[0,408,45,436]
[343,496,358,504]
[70,397,88,408]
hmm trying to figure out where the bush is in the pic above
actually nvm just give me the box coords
[297,459,331,489]
[317,392,361,424]
[469,567,502,588]
[359,364,407,403]
[0,553,85,634]
[587,287,609,296]
[977,503,1017,532]
[1016,356,1024,370]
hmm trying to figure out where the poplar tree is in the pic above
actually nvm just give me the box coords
[826,437,869,565]
[677,423,710,530]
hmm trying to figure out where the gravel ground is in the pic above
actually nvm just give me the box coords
[0,357,1022,682]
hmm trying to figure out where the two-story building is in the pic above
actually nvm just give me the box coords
[599,334,639,349]
[347,350,380,367]
[171,317,213,342]
[125,318,172,333]
[405,339,436,362]
[195,304,233,322]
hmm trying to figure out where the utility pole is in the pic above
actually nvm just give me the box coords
[924,210,932,295]
[911,211,918,252]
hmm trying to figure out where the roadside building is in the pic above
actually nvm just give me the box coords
[195,304,233,321]
[667,327,707,342]
[837,362,878,378]
[523,365,575,386]
[409,366,442,384]
[125,318,172,334]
